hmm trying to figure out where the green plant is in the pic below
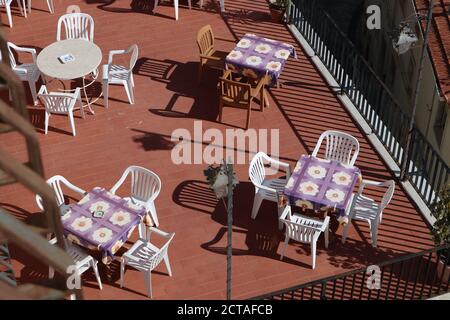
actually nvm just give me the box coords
[431,184,450,265]
[269,0,289,9]
[431,184,450,246]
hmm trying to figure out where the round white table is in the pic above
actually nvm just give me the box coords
[37,39,102,114]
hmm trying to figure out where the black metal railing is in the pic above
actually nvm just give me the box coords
[251,244,450,300]
[286,0,449,206]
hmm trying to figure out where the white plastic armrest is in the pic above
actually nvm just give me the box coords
[254,182,277,195]
[148,227,171,238]
[13,45,37,63]
[110,171,128,195]
[357,179,384,195]
[14,67,28,74]
[361,179,386,188]
[38,85,48,95]
[102,64,109,81]
[35,194,44,211]
[65,181,86,197]
[72,87,82,99]
[108,49,127,64]
[48,238,57,245]
[279,205,291,220]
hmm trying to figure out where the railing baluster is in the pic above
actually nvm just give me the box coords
[435,248,450,296]
[350,273,357,300]
[250,245,450,300]
[394,261,404,299]
[377,266,385,300]
[419,252,433,299]
[385,266,394,300]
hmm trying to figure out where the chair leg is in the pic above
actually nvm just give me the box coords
[218,100,224,122]
[102,80,109,109]
[324,224,329,249]
[47,0,54,13]
[92,260,103,290]
[79,96,85,119]
[49,266,55,279]
[68,112,76,136]
[370,221,378,248]
[163,254,172,277]
[197,62,203,83]
[250,193,263,220]
[28,80,38,104]
[174,0,179,20]
[260,89,265,111]
[44,112,50,135]
[279,235,289,260]
[341,221,350,244]
[123,80,134,104]
[147,201,159,227]
[245,103,251,130]
[188,0,191,9]
[5,4,12,27]
[119,258,125,288]
[143,271,152,298]
[311,240,317,269]
[138,222,147,240]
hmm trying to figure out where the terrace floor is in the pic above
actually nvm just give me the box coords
[0,0,435,299]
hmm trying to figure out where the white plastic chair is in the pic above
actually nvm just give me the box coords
[0,0,28,28]
[153,0,203,20]
[249,152,291,221]
[6,42,43,104]
[110,166,161,238]
[102,44,138,108]
[24,0,54,15]
[37,85,84,136]
[120,227,174,298]
[56,13,94,42]
[279,205,329,269]
[342,179,395,248]
[312,130,360,166]
[48,237,103,290]
[35,175,87,211]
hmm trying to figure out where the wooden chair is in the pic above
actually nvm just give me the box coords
[218,70,266,130]
[196,25,228,82]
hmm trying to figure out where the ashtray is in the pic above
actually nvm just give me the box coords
[92,210,105,218]
[58,53,75,64]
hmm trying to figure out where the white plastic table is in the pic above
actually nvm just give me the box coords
[37,39,102,114]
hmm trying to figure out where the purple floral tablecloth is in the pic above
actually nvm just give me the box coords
[61,187,151,264]
[283,155,361,217]
[225,33,296,86]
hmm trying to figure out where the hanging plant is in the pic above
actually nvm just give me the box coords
[203,162,238,199]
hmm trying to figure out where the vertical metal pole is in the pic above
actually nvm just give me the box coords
[225,160,234,300]
[400,0,434,181]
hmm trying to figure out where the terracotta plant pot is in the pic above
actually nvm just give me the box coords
[269,5,285,23]
[436,256,450,284]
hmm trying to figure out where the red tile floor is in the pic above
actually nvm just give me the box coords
[0,0,434,299]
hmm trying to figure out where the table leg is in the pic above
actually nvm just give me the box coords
[263,88,270,108]
[82,76,95,115]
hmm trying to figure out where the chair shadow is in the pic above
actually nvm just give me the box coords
[172,179,320,269]
[130,128,176,151]
[135,57,221,122]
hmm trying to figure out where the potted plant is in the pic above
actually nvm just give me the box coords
[268,0,289,23]
[430,184,450,284]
